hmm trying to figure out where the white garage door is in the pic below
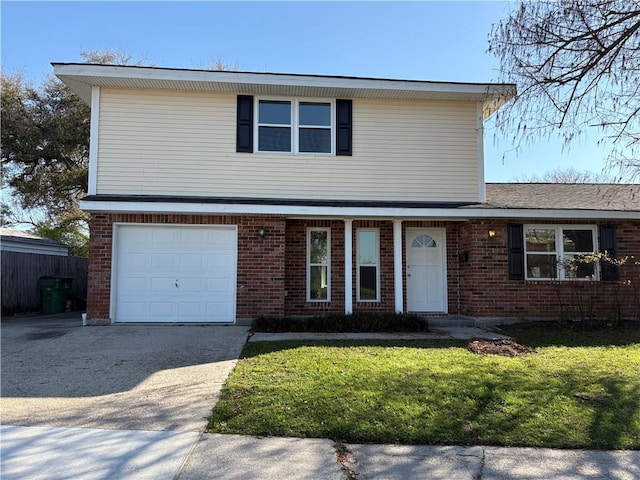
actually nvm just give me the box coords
[114,225,237,323]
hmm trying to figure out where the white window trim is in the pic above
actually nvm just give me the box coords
[255,97,335,155]
[307,227,331,302]
[523,224,599,281]
[356,228,380,302]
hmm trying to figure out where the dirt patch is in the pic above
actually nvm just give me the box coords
[467,339,535,357]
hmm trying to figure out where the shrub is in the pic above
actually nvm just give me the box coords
[253,312,429,333]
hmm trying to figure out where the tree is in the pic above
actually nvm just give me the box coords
[1,50,154,255]
[513,167,618,183]
[1,73,90,229]
[488,0,640,180]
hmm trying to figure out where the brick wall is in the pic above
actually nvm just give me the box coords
[457,219,640,319]
[86,213,286,322]
[87,212,639,322]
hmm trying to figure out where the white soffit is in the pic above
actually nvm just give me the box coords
[79,200,640,220]
[53,63,515,118]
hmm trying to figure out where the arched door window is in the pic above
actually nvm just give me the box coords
[411,234,437,248]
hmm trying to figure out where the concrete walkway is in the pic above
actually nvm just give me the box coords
[2,314,638,479]
[249,326,512,342]
[2,427,638,479]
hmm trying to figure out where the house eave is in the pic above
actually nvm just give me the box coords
[79,198,639,221]
[53,63,515,118]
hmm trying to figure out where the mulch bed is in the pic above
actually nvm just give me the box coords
[467,339,535,357]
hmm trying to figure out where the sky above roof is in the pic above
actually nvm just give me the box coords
[2,1,611,182]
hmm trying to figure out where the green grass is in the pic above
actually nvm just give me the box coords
[208,329,640,449]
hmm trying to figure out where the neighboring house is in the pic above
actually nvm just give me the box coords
[0,228,69,256]
[53,63,640,325]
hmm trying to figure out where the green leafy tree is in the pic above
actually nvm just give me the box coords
[1,50,155,256]
[489,0,640,180]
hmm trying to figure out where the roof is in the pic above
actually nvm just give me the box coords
[52,63,516,119]
[483,183,640,212]
[79,183,640,220]
[0,228,69,255]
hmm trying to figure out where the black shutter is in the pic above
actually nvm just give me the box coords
[508,224,525,280]
[599,225,618,281]
[236,95,253,153]
[336,99,352,156]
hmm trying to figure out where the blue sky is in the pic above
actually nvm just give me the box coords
[2,1,610,182]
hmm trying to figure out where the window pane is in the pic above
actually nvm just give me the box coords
[563,255,596,279]
[358,231,377,265]
[525,229,556,252]
[259,126,291,152]
[359,266,378,300]
[526,254,557,279]
[310,230,327,264]
[299,128,331,153]
[310,266,328,300]
[299,102,331,126]
[411,235,436,248]
[259,101,291,125]
[563,229,594,252]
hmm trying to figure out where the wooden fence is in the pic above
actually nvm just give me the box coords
[1,251,88,315]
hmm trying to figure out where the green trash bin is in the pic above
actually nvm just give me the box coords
[39,276,73,314]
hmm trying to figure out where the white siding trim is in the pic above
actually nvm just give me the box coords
[88,86,100,195]
[79,199,640,220]
[344,220,353,314]
[476,102,486,203]
[393,220,404,313]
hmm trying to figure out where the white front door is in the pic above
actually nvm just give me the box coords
[113,225,237,323]
[406,228,446,312]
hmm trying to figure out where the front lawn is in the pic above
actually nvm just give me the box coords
[208,328,640,449]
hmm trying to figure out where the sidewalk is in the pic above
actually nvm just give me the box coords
[249,325,512,342]
[3,428,638,479]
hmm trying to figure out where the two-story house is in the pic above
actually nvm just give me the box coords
[54,64,640,325]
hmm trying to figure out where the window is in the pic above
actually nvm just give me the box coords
[357,229,380,301]
[257,98,333,154]
[524,225,598,280]
[307,228,330,301]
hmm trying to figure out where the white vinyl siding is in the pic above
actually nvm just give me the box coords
[97,89,481,202]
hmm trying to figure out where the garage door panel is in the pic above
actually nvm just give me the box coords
[152,228,177,245]
[119,302,146,318]
[178,253,207,269]
[151,253,175,269]
[115,225,236,323]
[150,277,176,292]
[206,302,233,318]
[120,277,148,292]
[178,277,203,294]
[177,302,204,317]
[149,302,176,318]
[206,278,232,293]
[207,253,233,268]
[121,252,150,268]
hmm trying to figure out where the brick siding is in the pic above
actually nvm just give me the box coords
[86,213,639,322]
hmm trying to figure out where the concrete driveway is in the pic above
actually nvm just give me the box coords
[1,313,249,431]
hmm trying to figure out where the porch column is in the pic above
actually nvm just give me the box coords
[393,219,404,313]
[344,219,353,314]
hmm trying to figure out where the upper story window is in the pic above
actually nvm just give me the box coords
[524,225,598,280]
[257,99,333,154]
